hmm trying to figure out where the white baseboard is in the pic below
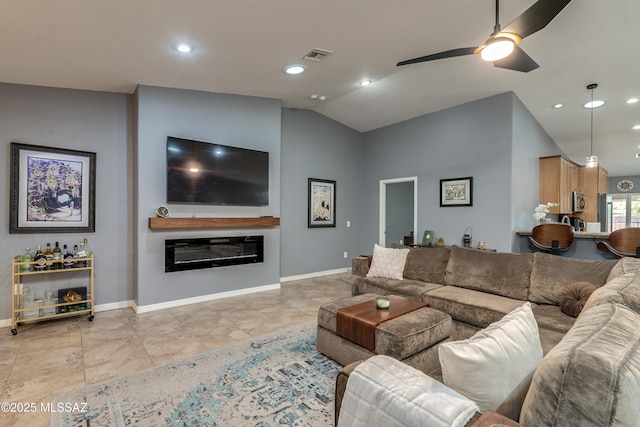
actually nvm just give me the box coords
[0,300,134,329]
[131,283,281,314]
[1,271,351,327]
[280,267,351,282]
[0,284,283,327]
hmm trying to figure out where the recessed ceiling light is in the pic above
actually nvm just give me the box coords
[284,65,305,75]
[633,125,640,130]
[359,79,373,87]
[584,99,606,109]
[176,44,194,53]
[627,97,639,104]
[552,103,564,109]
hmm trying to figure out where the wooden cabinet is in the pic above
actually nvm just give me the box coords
[10,254,94,335]
[577,165,609,223]
[539,156,581,214]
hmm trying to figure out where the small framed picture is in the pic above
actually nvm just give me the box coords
[308,178,336,228]
[440,177,473,207]
[10,142,96,233]
[422,230,434,244]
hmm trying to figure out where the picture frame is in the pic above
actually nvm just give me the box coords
[422,230,434,245]
[308,178,336,228]
[10,142,96,233]
[440,177,473,207]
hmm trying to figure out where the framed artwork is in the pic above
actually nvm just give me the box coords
[422,230,434,245]
[10,142,96,233]
[308,178,336,228]
[440,177,473,207]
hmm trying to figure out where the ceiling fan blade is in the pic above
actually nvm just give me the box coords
[502,0,572,39]
[397,47,476,67]
[493,46,539,72]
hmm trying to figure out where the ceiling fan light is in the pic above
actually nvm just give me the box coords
[585,155,598,168]
[480,37,515,61]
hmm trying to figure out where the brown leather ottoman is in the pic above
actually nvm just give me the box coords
[317,293,452,375]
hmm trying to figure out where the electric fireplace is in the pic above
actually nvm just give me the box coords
[165,236,264,272]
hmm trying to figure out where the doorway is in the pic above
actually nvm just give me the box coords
[379,177,418,247]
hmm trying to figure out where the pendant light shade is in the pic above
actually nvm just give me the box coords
[585,83,599,168]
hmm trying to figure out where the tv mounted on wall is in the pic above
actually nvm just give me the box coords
[166,136,269,206]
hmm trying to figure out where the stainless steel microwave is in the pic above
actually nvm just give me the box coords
[573,191,585,212]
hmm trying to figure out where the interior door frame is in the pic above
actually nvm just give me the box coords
[379,176,418,247]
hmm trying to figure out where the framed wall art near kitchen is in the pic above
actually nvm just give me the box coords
[10,142,96,233]
[308,178,336,228]
[440,176,473,207]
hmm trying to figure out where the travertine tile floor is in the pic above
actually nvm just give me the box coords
[0,273,353,426]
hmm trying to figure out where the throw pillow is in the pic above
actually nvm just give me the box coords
[438,302,543,415]
[558,281,598,317]
[366,244,410,280]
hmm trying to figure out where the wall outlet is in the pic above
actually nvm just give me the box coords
[343,252,348,258]
[347,220,351,227]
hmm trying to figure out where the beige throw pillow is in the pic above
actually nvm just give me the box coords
[438,302,543,414]
[366,244,410,280]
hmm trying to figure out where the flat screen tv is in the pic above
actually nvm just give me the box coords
[166,136,269,206]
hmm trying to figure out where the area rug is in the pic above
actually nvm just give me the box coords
[51,321,340,427]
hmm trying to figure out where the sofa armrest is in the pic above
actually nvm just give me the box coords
[335,360,364,426]
[335,356,481,427]
[352,256,371,277]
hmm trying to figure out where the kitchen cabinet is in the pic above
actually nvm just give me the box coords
[577,165,609,223]
[539,156,581,214]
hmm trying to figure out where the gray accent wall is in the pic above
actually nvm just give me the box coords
[510,94,562,247]
[280,109,363,277]
[134,86,282,307]
[360,92,558,253]
[0,81,571,321]
[0,83,131,320]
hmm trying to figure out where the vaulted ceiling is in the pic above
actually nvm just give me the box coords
[2,0,639,175]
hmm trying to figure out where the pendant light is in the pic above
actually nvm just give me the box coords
[585,83,599,168]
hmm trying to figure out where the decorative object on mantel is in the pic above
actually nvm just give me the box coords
[462,226,473,248]
[155,205,170,218]
[533,202,558,225]
[436,237,445,247]
[477,241,486,250]
[617,179,634,192]
[584,83,603,169]
[308,178,336,228]
[440,177,473,207]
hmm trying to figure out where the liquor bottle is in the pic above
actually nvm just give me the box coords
[73,244,82,267]
[33,244,47,271]
[76,241,86,267]
[21,247,33,272]
[63,244,74,269]
[83,238,91,258]
[52,241,62,270]
[43,243,54,270]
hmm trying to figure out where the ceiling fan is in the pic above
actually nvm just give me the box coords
[397,0,572,73]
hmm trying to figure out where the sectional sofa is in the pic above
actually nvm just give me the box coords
[334,245,640,426]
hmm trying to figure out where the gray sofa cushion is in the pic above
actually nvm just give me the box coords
[520,303,640,427]
[403,246,451,284]
[528,252,616,305]
[444,246,533,300]
[424,286,525,329]
[531,304,575,334]
[582,272,640,315]
[606,257,640,282]
[353,277,442,300]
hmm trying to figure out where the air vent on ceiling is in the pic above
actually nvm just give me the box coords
[302,48,334,62]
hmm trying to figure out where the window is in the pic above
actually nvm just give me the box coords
[608,193,640,231]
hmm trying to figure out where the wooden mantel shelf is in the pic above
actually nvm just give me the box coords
[148,217,280,230]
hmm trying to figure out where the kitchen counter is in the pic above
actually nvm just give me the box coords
[515,229,610,239]
[513,229,615,260]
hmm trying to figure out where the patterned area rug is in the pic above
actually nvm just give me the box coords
[51,322,340,427]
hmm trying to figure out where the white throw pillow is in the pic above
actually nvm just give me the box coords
[438,302,543,413]
[366,244,410,280]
